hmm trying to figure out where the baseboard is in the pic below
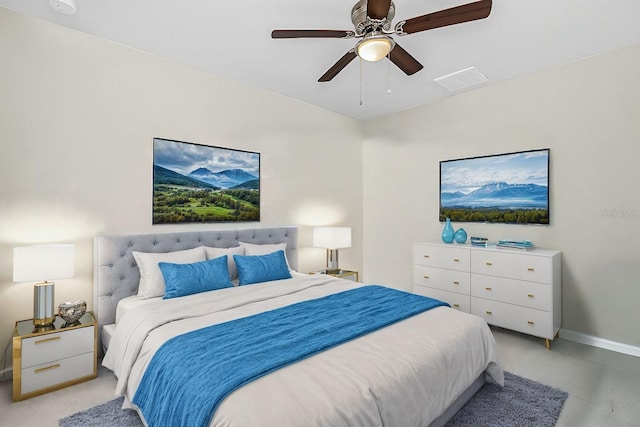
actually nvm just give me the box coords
[560,328,640,358]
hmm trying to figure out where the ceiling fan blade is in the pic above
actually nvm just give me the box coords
[367,0,393,20]
[398,0,492,35]
[318,50,357,82]
[271,30,354,39]
[389,44,423,76]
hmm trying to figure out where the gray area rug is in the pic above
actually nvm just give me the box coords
[59,371,568,427]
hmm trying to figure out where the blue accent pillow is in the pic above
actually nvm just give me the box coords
[233,250,292,286]
[159,256,233,299]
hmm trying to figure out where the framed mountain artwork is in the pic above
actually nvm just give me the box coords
[439,148,550,224]
[152,138,260,224]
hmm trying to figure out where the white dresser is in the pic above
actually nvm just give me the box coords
[413,243,561,348]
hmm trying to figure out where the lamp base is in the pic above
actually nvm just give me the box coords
[325,249,341,275]
[34,281,55,327]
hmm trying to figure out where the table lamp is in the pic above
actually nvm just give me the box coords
[313,227,351,274]
[13,244,75,327]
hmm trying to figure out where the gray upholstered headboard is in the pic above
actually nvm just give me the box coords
[93,226,298,343]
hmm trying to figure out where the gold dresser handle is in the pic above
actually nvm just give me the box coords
[453,258,460,262]
[485,311,492,315]
[453,281,460,285]
[485,262,493,266]
[527,321,535,325]
[423,275,429,279]
[34,364,61,374]
[423,255,430,258]
[527,294,534,298]
[527,267,535,271]
[453,304,460,308]
[35,336,61,345]
[485,287,492,291]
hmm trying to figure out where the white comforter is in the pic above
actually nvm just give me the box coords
[103,275,503,427]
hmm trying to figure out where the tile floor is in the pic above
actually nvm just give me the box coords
[0,327,638,427]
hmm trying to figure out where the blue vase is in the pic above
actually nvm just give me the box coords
[454,228,468,244]
[441,218,455,243]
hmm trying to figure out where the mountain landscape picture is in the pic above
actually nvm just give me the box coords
[153,138,259,223]
[440,149,549,224]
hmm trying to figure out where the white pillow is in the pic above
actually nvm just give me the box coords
[133,246,206,298]
[204,246,245,281]
[238,242,291,270]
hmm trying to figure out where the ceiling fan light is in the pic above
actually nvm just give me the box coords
[356,36,393,62]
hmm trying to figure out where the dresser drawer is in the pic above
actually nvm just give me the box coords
[413,265,470,295]
[470,251,552,283]
[21,352,95,395]
[21,327,94,368]
[413,285,470,313]
[471,274,552,311]
[414,244,470,271]
[471,297,554,339]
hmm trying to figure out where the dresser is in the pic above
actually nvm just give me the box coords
[413,243,561,349]
[12,312,97,401]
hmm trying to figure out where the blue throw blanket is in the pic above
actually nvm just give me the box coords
[133,285,448,427]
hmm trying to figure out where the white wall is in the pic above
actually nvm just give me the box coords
[362,44,640,347]
[0,9,363,367]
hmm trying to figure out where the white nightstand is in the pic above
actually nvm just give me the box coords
[12,312,97,401]
[311,269,359,282]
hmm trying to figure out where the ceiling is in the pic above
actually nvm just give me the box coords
[2,0,640,121]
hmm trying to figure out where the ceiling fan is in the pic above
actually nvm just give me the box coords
[271,0,492,82]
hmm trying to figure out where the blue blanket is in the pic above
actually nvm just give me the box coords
[132,285,448,427]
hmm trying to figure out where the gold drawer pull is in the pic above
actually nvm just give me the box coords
[527,267,535,271]
[485,311,492,315]
[34,364,61,374]
[423,275,429,279]
[423,255,430,258]
[485,287,492,291]
[453,258,460,262]
[485,262,493,266]
[453,281,460,285]
[527,321,535,325]
[35,336,61,345]
[527,294,535,298]
[453,304,460,308]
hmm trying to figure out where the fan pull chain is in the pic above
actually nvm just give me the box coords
[387,52,392,94]
[359,57,363,106]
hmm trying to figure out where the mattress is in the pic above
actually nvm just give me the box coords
[103,274,503,427]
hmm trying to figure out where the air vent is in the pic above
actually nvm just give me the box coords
[434,67,487,92]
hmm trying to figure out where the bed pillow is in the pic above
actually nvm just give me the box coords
[233,250,292,286]
[133,246,207,298]
[159,256,233,299]
[204,246,245,281]
[238,242,291,270]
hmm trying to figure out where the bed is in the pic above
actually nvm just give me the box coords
[95,226,503,427]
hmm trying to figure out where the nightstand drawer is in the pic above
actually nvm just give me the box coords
[471,274,552,311]
[413,265,470,295]
[22,327,94,368]
[21,352,94,395]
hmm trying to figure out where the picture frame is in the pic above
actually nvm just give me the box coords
[152,138,260,224]
[439,148,550,224]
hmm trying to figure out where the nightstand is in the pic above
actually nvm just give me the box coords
[12,311,97,402]
[311,269,359,282]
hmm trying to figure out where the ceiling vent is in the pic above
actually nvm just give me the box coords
[434,66,488,92]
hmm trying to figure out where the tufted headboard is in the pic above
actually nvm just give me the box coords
[93,226,298,346]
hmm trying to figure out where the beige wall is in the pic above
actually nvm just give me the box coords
[0,9,363,369]
[362,44,640,347]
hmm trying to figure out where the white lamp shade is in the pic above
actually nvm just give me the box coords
[313,227,352,250]
[13,244,75,282]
